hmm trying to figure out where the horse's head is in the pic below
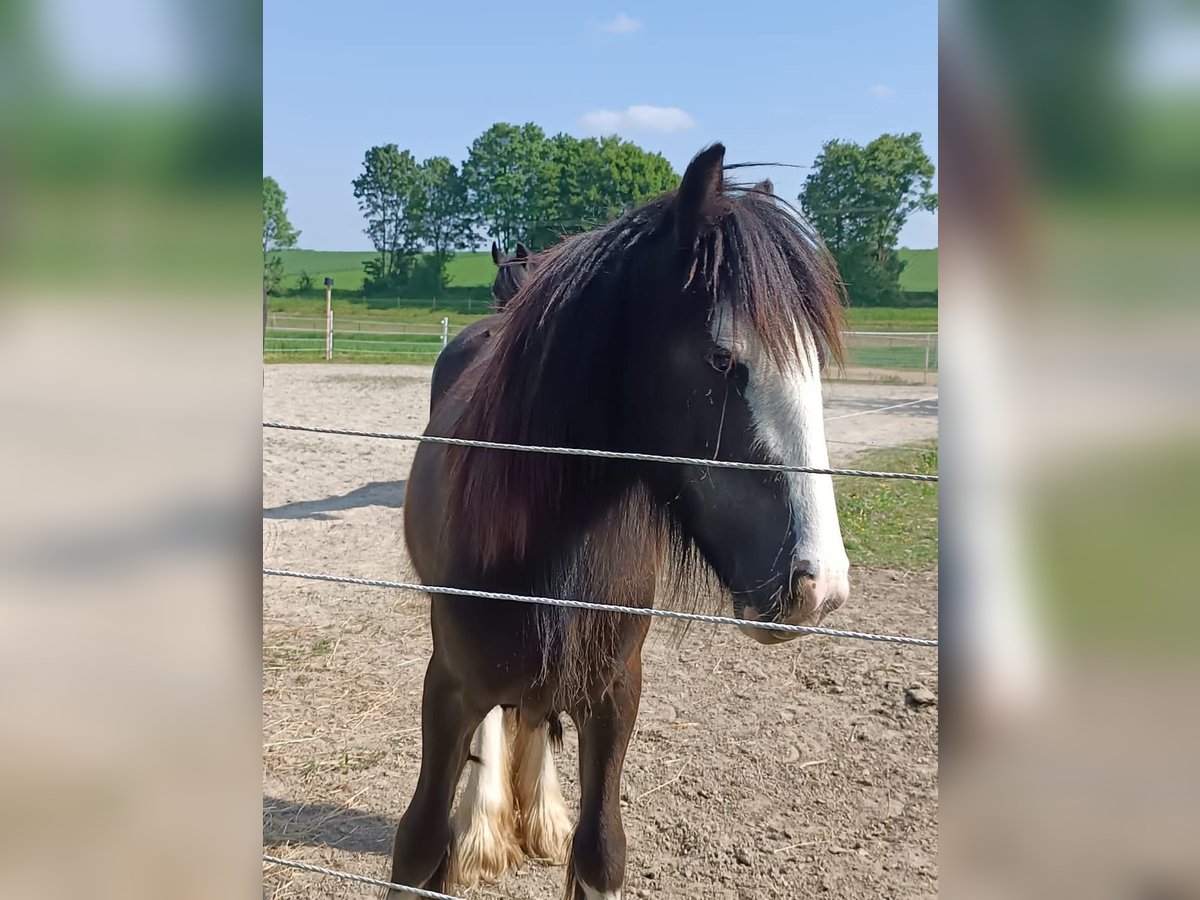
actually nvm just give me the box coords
[490,241,535,310]
[627,147,850,643]
[452,145,849,642]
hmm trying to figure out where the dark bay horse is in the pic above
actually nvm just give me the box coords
[392,144,850,899]
[423,242,537,412]
[490,240,537,310]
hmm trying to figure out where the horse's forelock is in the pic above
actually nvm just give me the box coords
[709,188,846,369]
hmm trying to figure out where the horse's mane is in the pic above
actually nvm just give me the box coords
[447,153,845,574]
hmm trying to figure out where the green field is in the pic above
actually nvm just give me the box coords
[279,249,497,294]
[897,248,937,294]
[836,441,938,571]
[264,304,937,367]
[276,246,938,306]
[267,247,936,364]
[266,299,936,330]
[268,293,937,332]
[268,297,490,327]
[840,306,937,330]
[844,339,937,371]
[265,320,937,371]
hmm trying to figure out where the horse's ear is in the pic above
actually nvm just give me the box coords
[676,143,726,247]
[491,242,502,266]
[515,241,530,261]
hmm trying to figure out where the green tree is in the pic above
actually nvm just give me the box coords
[352,144,423,293]
[458,123,679,253]
[531,133,678,248]
[530,134,604,246]
[603,135,677,211]
[800,133,936,306]
[263,176,300,295]
[462,123,556,250]
[412,156,474,299]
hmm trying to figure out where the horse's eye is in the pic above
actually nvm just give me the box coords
[706,347,734,373]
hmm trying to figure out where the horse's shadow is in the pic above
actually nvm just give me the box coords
[263,480,407,521]
[263,796,394,854]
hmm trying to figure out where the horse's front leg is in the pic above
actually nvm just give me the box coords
[388,654,484,898]
[447,705,524,885]
[566,648,644,900]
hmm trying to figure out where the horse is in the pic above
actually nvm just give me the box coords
[391,144,850,899]
[490,240,537,310]
[422,242,537,412]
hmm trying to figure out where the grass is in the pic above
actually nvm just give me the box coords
[278,249,497,295]
[267,247,936,365]
[267,298,491,326]
[282,248,940,293]
[264,327,447,365]
[274,248,939,320]
[264,307,937,368]
[835,441,938,571]
[266,297,937,330]
[845,339,938,371]
[264,322,936,371]
[897,248,938,294]
[843,306,937,330]
[1032,441,1199,652]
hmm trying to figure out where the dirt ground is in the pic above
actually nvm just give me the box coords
[263,364,939,899]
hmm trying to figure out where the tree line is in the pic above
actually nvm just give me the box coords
[344,123,677,297]
[264,129,935,307]
[798,132,937,307]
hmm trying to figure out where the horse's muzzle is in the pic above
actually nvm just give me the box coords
[736,560,849,645]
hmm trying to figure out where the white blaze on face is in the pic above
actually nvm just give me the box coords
[710,303,850,624]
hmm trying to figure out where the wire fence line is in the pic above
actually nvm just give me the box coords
[263,854,464,900]
[267,314,468,333]
[263,568,938,647]
[266,315,932,339]
[262,392,939,897]
[261,422,937,482]
[335,340,445,349]
[263,318,937,380]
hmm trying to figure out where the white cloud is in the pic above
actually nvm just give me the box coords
[579,104,696,134]
[600,12,642,34]
[869,84,896,99]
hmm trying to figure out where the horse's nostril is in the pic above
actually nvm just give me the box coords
[791,558,817,580]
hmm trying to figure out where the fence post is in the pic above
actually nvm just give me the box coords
[324,278,334,361]
[441,317,449,351]
[923,335,931,384]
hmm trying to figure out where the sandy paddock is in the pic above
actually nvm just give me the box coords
[264,364,938,899]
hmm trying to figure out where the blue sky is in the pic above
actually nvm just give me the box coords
[264,1,937,251]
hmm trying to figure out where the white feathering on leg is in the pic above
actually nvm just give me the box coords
[448,706,523,886]
[512,719,573,864]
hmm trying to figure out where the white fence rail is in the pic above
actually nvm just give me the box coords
[267,313,466,335]
[839,331,938,382]
[264,315,937,378]
[264,313,460,360]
